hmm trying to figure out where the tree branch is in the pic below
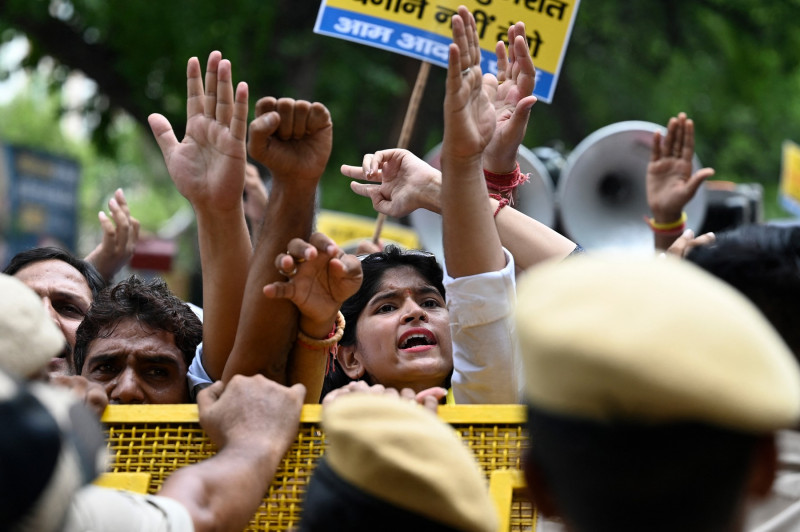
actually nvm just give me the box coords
[1,2,151,129]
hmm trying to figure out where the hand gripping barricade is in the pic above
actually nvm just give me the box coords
[100,404,534,531]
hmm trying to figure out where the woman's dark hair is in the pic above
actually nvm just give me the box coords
[73,275,202,373]
[320,246,446,399]
[3,246,106,299]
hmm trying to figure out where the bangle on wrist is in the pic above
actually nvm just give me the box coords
[645,211,687,232]
[296,311,345,351]
[651,226,687,236]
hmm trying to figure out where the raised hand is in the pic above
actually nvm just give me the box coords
[148,51,249,214]
[647,112,715,223]
[84,188,141,282]
[441,6,505,278]
[263,232,362,327]
[247,97,333,184]
[665,228,716,259]
[343,149,443,217]
[148,51,252,382]
[444,7,496,162]
[482,21,538,173]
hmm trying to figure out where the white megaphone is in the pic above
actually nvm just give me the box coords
[410,143,556,264]
[556,121,708,252]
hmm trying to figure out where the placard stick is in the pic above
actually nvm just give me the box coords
[372,61,431,244]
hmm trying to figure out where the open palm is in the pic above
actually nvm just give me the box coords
[148,52,248,214]
[483,22,537,172]
[646,113,714,218]
[444,8,495,160]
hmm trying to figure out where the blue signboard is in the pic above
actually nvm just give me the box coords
[0,144,81,264]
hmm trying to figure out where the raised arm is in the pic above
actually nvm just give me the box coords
[441,7,505,276]
[344,149,442,217]
[346,148,574,269]
[148,51,252,381]
[481,20,536,175]
[222,97,333,383]
[263,232,362,401]
[345,16,574,271]
[158,375,304,532]
[243,162,269,245]
[84,188,140,283]
[646,112,715,251]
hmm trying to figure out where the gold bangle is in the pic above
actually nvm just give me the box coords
[296,311,345,350]
[647,211,687,230]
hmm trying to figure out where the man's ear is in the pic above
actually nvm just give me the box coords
[523,450,560,519]
[336,345,365,380]
[747,434,778,499]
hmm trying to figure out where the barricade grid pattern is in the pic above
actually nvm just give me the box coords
[510,497,535,531]
[104,417,530,531]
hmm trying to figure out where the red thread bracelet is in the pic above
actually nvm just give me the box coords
[494,198,509,217]
[296,311,345,351]
[484,162,529,204]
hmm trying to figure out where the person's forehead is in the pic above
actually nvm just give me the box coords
[86,319,183,362]
[374,266,438,296]
[13,260,92,301]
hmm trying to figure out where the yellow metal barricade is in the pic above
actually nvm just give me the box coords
[102,404,533,531]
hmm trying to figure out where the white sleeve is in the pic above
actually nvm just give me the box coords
[445,248,522,404]
[186,344,213,401]
[65,486,194,532]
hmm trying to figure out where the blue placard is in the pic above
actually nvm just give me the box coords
[1,144,81,262]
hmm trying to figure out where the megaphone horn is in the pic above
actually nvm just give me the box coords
[556,121,708,252]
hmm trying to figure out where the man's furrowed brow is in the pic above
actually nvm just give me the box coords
[84,352,121,365]
[138,354,183,367]
[52,289,91,307]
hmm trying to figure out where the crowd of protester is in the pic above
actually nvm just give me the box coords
[3,5,800,532]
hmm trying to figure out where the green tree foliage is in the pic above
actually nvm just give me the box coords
[533,0,800,218]
[2,0,800,222]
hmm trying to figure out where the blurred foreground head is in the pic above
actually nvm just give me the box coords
[0,273,66,379]
[4,247,105,375]
[300,393,497,532]
[515,254,800,532]
[0,370,106,531]
[0,274,106,530]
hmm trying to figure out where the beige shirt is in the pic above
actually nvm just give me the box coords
[64,485,194,532]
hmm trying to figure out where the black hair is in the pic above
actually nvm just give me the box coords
[300,459,461,532]
[526,405,762,532]
[687,224,800,356]
[73,275,202,373]
[3,246,106,299]
[320,246,446,399]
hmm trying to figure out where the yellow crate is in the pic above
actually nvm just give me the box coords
[102,404,534,531]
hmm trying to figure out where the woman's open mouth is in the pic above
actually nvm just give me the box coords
[398,329,438,352]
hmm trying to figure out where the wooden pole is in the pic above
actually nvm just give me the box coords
[372,61,432,244]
